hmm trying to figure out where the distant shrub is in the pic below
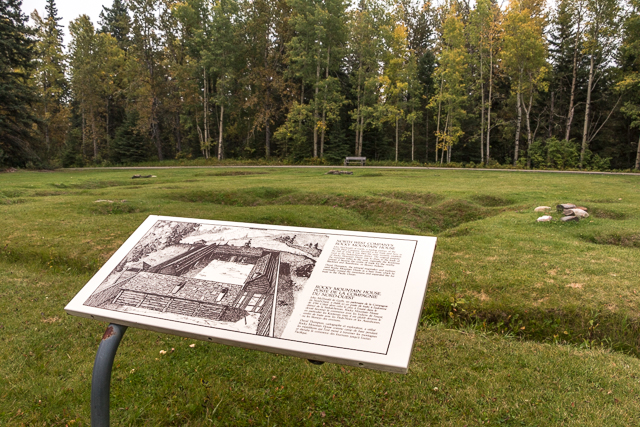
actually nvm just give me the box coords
[529,137,579,170]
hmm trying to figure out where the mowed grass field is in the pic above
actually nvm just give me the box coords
[1,167,639,426]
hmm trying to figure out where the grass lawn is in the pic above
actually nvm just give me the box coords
[1,167,639,426]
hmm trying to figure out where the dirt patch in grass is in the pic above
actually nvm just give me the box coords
[376,191,444,206]
[194,171,268,177]
[590,208,626,220]
[583,232,640,248]
[470,194,515,207]
[89,201,143,215]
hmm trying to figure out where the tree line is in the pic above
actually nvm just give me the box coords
[1,0,639,169]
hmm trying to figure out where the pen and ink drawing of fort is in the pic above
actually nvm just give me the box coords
[84,221,329,337]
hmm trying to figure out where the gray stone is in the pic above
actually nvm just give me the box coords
[557,203,577,212]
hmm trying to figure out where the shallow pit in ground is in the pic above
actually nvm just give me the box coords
[170,187,296,207]
[470,194,515,207]
[582,232,640,248]
[422,296,640,357]
[0,190,25,198]
[89,201,143,215]
[376,191,444,206]
[169,189,504,233]
[589,208,627,220]
[51,180,154,190]
[194,171,268,177]
[0,198,27,205]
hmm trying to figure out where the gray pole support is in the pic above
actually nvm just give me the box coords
[91,324,127,427]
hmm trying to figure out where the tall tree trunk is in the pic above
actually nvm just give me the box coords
[486,46,493,164]
[580,51,595,168]
[152,101,163,161]
[203,70,210,159]
[358,115,364,156]
[44,101,50,153]
[514,74,523,166]
[524,89,533,169]
[320,110,327,158]
[81,107,87,158]
[425,111,429,162]
[635,134,640,170]
[91,105,97,159]
[355,74,361,155]
[480,49,485,164]
[313,60,320,158]
[264,48,271,158]
[218,104,224,160]
[320,46,330,158]
[441,110,450,164]
[395,115,399,162]
[265,115,271,157]
[435,76,444,162]
[174,112,182,153]
[548,91,554,139]
[265,93,270,158]
[565,15,582,142]
[106,98,110,145]
[411,120,415,162]
[298,79,304,146]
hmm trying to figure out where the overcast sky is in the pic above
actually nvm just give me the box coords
[21,0,111,45]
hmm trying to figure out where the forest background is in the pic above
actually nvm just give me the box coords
[1,0,640,170]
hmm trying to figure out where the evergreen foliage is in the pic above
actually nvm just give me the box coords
[0,0,38,167]
[98,0,131,47]
[109,111,149,164]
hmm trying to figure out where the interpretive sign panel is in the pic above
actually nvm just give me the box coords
[65,216,437,373]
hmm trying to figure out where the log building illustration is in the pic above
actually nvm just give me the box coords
[85,243,287,336]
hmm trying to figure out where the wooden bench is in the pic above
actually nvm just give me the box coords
[344,156,366,166]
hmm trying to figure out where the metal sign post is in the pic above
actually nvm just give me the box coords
[91,324,127,427]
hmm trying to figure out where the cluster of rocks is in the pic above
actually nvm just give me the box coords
[535,203,589,223]
[325,170,353,175]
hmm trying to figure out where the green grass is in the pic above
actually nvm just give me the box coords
[1,167,640,425]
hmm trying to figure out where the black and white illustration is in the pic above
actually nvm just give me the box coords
[84,221,329,337]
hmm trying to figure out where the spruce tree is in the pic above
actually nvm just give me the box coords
[99,0,131,48]
[44,0,63,42]
[0,0,38,167]
[110,111,149,164]
[31,0,68,160]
